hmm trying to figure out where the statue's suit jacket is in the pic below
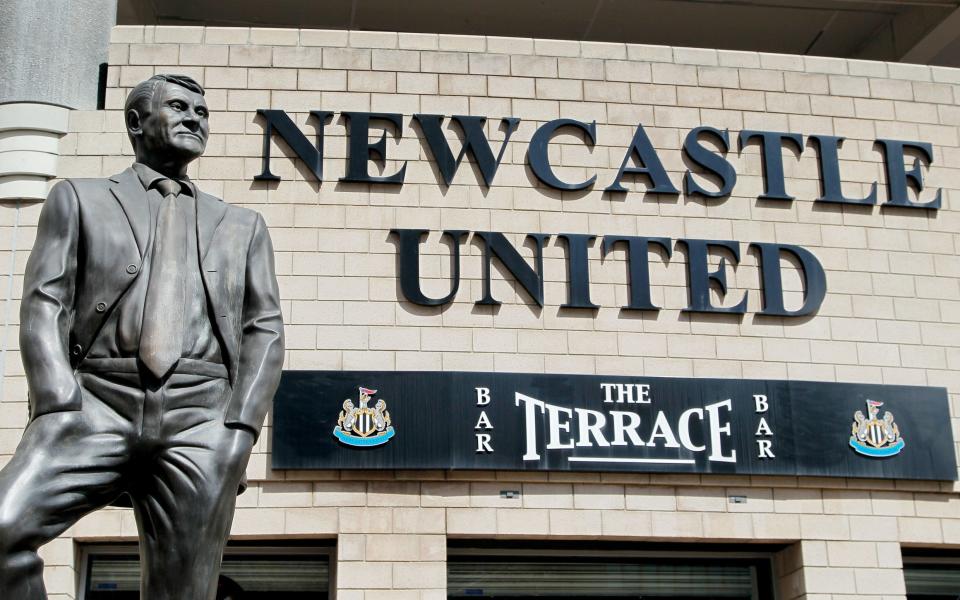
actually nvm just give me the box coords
[20,167,284,439]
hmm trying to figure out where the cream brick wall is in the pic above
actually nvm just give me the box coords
[0,24,959,599]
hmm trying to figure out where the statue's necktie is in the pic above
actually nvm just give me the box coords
[139,178,187,378]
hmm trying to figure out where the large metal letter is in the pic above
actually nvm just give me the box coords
[475,232,549,307]
[255,109,332,182]
[605,124,680,194]
[737,130,804,201]
[413,114,520,187]
[528,119,598,191]
[340,112,407,184]
[876,138,942,209]
[683,126,736,198]
[602,235,672,311]
[679,239,747,314]
[809,135,877,206]
[750,242,827,317]
[392,229,467,306]
[556,233,598,309]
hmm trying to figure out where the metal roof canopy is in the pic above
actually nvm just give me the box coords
[117,0,960,67]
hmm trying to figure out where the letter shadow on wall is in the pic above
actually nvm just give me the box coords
[601,186,680,210]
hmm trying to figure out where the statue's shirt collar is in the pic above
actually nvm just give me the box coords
[132,162,197,198]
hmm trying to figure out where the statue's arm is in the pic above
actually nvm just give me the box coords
[19,180,83,418]
[224,213,285,440]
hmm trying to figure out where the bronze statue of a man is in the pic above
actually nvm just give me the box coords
[0,74,284,599]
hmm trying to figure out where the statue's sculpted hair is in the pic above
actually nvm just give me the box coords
[124,74,204,116]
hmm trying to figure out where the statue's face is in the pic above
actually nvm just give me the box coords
[140,82,209,161]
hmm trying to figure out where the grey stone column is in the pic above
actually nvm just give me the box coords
[0,0,117,108]
[0,0,117,201]
[0,0,116,410]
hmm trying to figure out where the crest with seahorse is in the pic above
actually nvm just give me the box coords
[334,387,395,447]
[849,399,904,458]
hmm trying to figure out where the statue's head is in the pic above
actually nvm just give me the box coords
[125,74,208,169]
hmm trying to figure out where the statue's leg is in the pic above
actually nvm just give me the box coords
[0,394,130,599]
[131,373,253,600]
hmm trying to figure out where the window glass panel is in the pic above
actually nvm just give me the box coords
[83,546,330,599]
[88,557,139,592]
[904,563,960,597]
[449,558,760,598]
[222,558,328,592]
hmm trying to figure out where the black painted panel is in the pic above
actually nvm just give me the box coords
[272,371,956,480]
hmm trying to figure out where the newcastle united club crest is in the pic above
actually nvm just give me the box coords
[849,400,904,458]
[334,387,395,447]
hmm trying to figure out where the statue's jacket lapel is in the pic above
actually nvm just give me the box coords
[195,189,241,380]
[69,168,244,379]
[67,170,144,364]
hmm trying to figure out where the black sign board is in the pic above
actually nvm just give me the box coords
[272,371,957,480]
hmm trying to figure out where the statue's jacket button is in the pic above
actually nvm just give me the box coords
[126,264,139,274]
[71,344,83,356]
[95,302,107,312]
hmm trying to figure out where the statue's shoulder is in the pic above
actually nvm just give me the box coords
[51,176,113,194]
[202,190,264,224]
[226,202,261,220]
[62,177,114,193]
[45,177,115,208]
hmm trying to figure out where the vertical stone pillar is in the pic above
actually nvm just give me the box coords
[0,0,117,201]
[775,542,807,599]
[0,18,118,585]
[335,482,447,599]
[776,540,907,599]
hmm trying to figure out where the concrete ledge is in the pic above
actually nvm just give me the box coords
[0,130,62,154]
[0,150,59,178]
[0,175,49,200]
[0,103,70,200]
[0,103,70,134]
